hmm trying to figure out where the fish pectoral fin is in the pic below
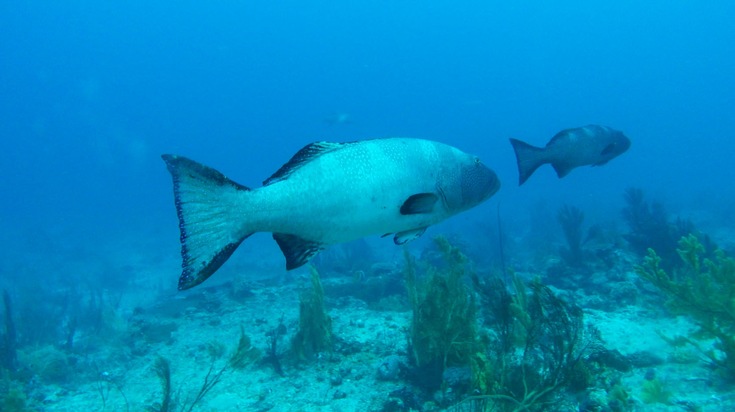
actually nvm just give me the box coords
[400,193,439,215]
[273,233,324,270]
[600,143,616,156]
[394,227,428,245]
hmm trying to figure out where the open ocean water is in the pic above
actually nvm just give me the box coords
[1,1,734,411]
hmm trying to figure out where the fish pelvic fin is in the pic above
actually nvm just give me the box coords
[162,154,253,290]
[393,227,428,244]
[509,138,547,185]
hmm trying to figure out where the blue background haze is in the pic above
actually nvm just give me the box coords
[1,1,734,285]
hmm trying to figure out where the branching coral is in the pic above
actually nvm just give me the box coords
[635,234,735,379]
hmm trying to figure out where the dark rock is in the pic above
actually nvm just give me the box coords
[385,386,423,412]
[330,372,343,386]
[644,368,656,381]
[377,355,406,381]
[608,281,639,306]
[588,349,632,372]
[628,351,664,368]
[442,366,471,390]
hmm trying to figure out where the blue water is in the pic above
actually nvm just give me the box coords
[3,1,733,242]
[1,1,734,409]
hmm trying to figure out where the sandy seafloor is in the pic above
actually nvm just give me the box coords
[5,227,735,412]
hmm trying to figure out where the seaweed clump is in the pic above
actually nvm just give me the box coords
[1,290,17,373]
[404,236,480,392]
[635,234,735,379]
[148,327,260,412]
[469,274,603,411]
[291,266,332,361]
[557,204,587,267]
[621,188,696,270]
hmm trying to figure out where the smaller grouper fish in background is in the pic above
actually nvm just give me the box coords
[509,125,631,185]
[162,138,500,290]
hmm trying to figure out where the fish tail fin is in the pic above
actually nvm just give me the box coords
[509,138,547,185]
[162,155,254,290]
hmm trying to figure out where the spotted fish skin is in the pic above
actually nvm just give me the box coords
[163,137,500,290]
[510,125,631,185]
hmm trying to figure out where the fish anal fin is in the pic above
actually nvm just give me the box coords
[552,162,574,178]
[394,227,428,245]
[264,142,347,186]
[400,193,439,215]
[273,233,324,270]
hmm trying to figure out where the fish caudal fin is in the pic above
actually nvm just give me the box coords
[509,138,547,185]
[162,155,253,290]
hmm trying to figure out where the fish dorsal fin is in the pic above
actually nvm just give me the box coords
[264,141,345,186]
[394,227,428,245]
[400,193,439,215]
[273,233,324,270]
[547,129,573,146]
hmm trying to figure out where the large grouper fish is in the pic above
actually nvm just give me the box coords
[509,124,630,185]
[163,138,500,290]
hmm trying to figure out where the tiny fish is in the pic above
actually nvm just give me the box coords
[163,138,500,290]
[509,125,630,185]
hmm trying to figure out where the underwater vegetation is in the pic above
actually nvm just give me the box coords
[470,273,604,411]
[2,291,18,373]
[0,370,34,412]
[265,317,287,376]
[149,326,260,412]
[556,204,608,269]
[640,377,673,405]
[404,236,480,392]
[636,234,735,380]
[622,187,700,271]
[557,204,586,267]
[291,266,333,361]
[401,237,607,411]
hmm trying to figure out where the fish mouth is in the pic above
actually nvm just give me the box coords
[487,173,501,199]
